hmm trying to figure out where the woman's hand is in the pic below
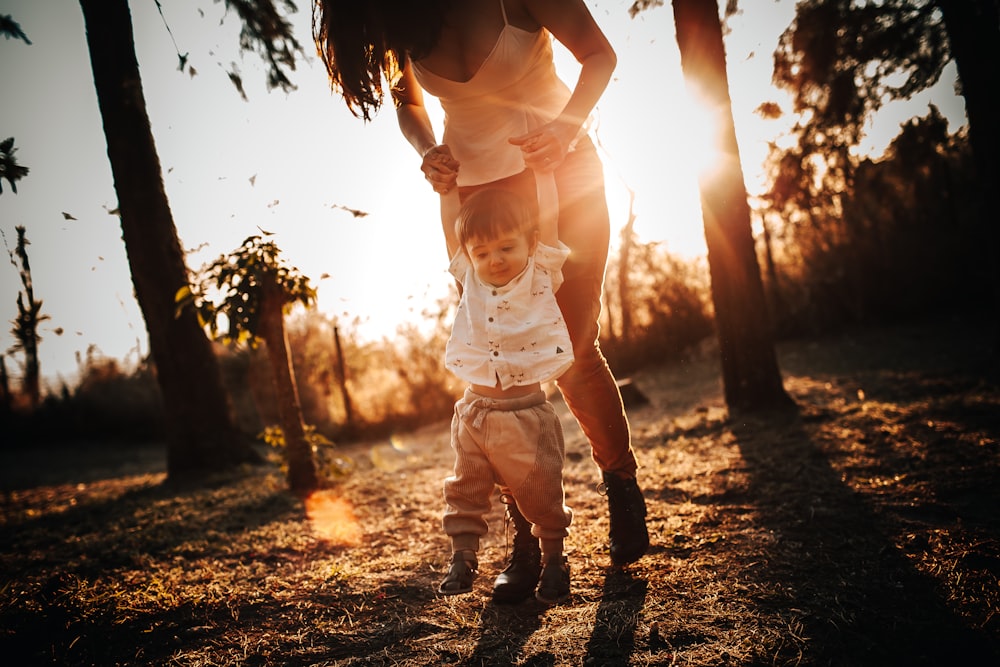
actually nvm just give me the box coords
[509,121,575,173]
[421,144,460,193]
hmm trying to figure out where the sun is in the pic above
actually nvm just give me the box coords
[677,89,725,178]
[597,84,717,260]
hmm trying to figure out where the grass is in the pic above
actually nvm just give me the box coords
[1,319,998,665]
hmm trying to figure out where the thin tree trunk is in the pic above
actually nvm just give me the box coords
[19,316,40,408]
[79,0,259,477]
[672,0,794,414]
[618,189,638,346]
[332,325,354,428]
[260,285,318,494]
[760,214,785,329]
[0,355,10,414]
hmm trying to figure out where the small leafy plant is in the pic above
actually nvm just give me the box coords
[177,234,323,493]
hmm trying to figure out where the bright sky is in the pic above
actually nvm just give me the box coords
[0,0,966,389]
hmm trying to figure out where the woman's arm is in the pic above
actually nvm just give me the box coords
[509,0,617,171]
[393,61,460,194]
[393,61,462,258]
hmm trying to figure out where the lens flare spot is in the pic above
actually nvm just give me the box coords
[389,434,408,452]
[370,437,411,472]
[305,491,362,545]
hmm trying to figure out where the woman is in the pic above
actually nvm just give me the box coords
[314,0,649,598]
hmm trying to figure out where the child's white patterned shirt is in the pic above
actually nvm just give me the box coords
[446,241,574,389]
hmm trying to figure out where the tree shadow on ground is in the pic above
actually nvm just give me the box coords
[0,441,167,491]
[1,471,299,575]
[730,408,998,665]
[0,469,310,664]
[5,568,413,667]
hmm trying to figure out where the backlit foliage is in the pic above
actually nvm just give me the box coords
[9,240,714,444]
[178,234,316,346]
[759,107,984,332]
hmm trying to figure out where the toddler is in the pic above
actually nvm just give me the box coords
[438,181,573,605]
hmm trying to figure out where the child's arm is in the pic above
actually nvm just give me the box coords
[535,172,559,248]
[441,190,462,259]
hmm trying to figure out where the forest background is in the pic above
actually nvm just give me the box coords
[1,0,986,451]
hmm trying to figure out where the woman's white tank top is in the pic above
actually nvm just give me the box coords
[411,0,573,186]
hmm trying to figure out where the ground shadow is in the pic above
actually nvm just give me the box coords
[731,409,998,665]
[463,600,545,666]
[583,567,649,664]
[3,473,298,560]
[0,441,167,491]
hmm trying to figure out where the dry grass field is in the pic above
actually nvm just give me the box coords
[2,320,998,665]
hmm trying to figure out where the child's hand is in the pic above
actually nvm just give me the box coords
[421,144,460,193]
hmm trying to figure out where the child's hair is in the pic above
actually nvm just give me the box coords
[455,189,537,251]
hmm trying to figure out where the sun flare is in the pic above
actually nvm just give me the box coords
[304,490,363,546]
[677,90,725,178]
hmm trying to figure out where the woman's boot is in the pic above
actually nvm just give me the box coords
[601,472,649,565]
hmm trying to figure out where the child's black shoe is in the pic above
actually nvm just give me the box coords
[535,555,570,605]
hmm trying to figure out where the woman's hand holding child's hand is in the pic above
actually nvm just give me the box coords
[421,145,460,194]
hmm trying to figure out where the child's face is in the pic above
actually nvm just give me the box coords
[465,231,536,287]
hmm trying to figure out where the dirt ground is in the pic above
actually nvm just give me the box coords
[1,319,999,666]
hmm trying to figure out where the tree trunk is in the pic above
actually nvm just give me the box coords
[617,189,638,346]
[260,284,319,494]
[79,0,259,477]
[332,325,354,429]
[16,293,41,409]
[760,214,785,330]
[0,355,10,414]
[936,0,1000,347]
[671,0,795,414]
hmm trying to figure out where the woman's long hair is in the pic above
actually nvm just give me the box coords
[312,0,452,120]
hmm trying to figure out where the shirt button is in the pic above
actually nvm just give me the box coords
[492,289,498,296]
[493,351,499,356]
[488,317,494,322]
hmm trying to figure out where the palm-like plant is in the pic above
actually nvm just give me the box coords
[179,234,320,494]
[0,137,30,195]
[8,225,48,408]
